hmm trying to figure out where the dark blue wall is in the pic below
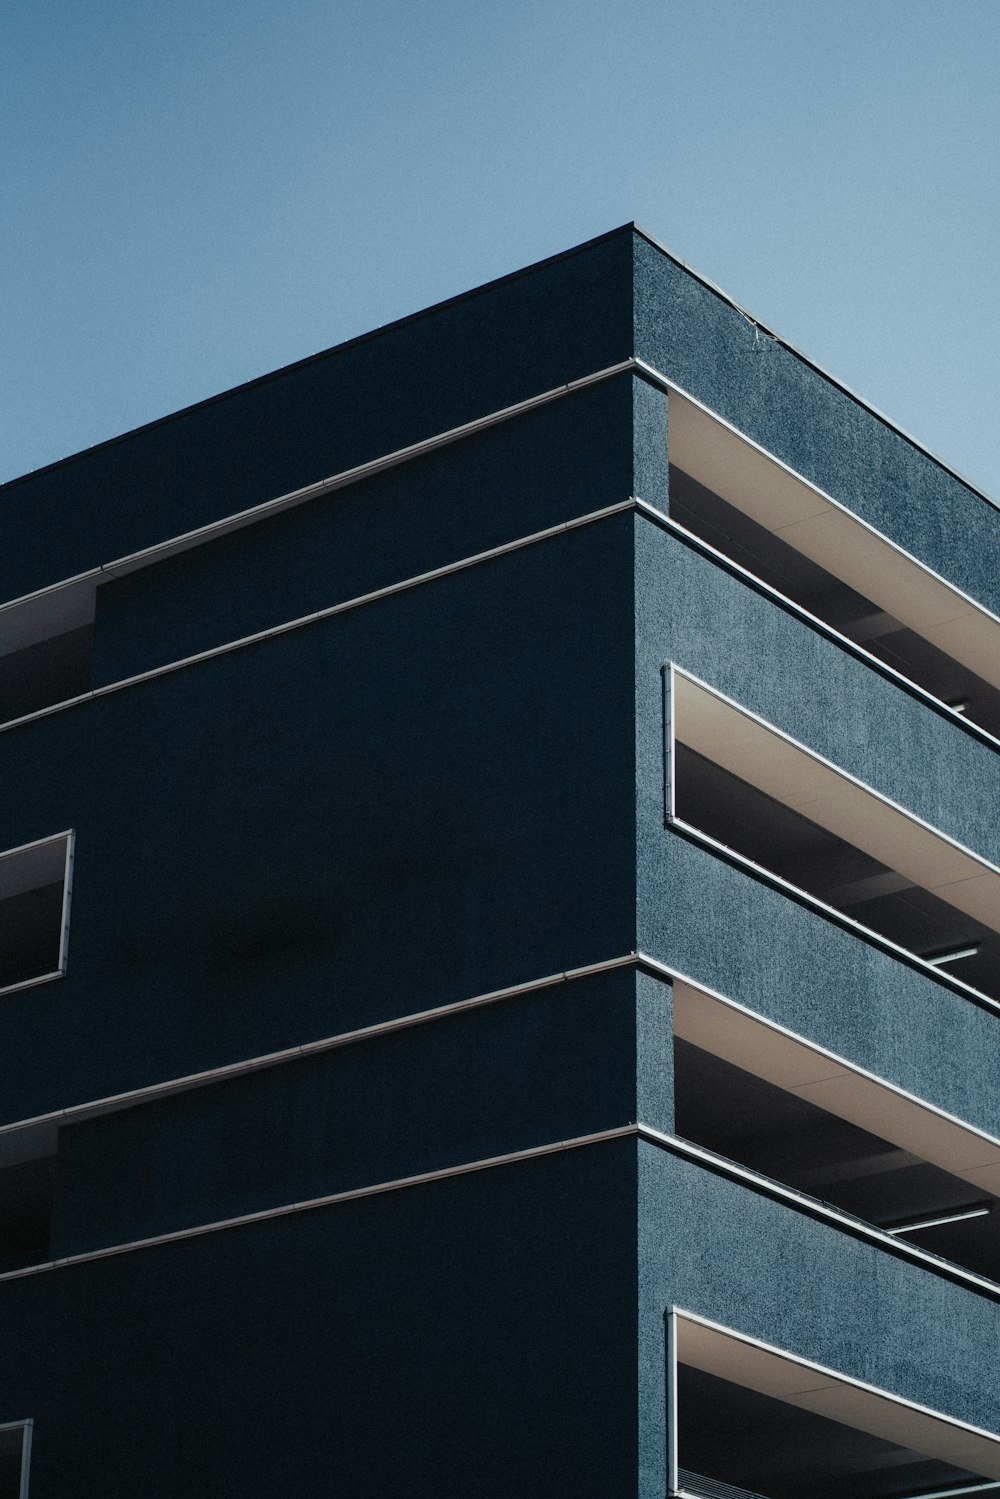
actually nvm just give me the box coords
[0,516,636,1123]
[0,1144,638,1499]
[52,966,643,1254]
[90,374,642,685]
[0,230,633,602]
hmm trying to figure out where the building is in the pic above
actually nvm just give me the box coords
[1,225,999,1498]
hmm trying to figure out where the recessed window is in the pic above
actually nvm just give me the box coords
[669,1311,1000,1499]
[0,1153,54,1274]
[0,1421,31,1499]
[0,833,74,994]
[673,977,1000,1286]
[0,581,95,726]
[668,669,1000,1005]
[668,392,1000,739]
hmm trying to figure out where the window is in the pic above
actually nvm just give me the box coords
[673,977,1000,1286]
[668,1311,1000,1499]
[0,1152,54,1274]
[0,833,74,994]
[667,392,1000,739]
[0,580,95,725]
[668,668,1000,1006]
[0,1422,31,1499]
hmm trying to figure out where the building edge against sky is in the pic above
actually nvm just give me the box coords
[0,227,998,1496]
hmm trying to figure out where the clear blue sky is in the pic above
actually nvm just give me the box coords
[3,0,998,497]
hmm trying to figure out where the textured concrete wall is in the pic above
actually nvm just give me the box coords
[638,519,1000,863]
[635,967,674,1139]
[628,293,1000,1498]
[633,231,1000,615]
[634,516,1000,1135]
[638,1144,1000,1499]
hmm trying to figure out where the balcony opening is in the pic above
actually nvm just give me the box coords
[671,1313,1000,1499]
[0,579,96,726]
[675,1035,1000,1279]
[0,1155,54,1274]
[0,626,94,725]
[677,1367,999,1499]
[0,1422,31,1499]
[667,393,1000,740]
[673,978,1000,1286]
[669,670,1000,1005]
[0,833,74,994]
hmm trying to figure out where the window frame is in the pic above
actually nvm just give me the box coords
[0,1419,32,1499]
[0,831,75,998]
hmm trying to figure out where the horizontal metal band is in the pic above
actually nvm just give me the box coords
[0,497,637,735]
[2,1111,1000,1306]
[0,953,639,1149]
[2,355,994,753]
[0,1124,639,1284]
[0,359,641,621]
[653,1129,1000,1303]
[669,814,1000,1018]
[1,950,998,1302]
